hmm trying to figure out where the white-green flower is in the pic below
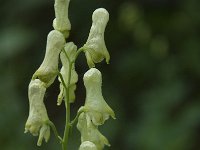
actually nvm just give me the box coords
[82,68,115,126]
[57,42,78,105]
[53,0,71,37]
[77,113,110,150]
[33,30,65,87]
[25,79,50,146]
[79,141,98,150]
[83,8,110,68]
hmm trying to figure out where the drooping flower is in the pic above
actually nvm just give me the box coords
[83,8,110,68]
[82,68,115,126]
[25,79,50,146]
[57,42,78,105]
[33,30,65,87]
[53,0,71,37]
[77,113,110,150]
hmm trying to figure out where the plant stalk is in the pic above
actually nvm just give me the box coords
[62,60,73,150]
[61,48,83,150]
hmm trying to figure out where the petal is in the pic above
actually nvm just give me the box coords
[77,113,110,150]
[37,124,50,146]
[85,50,95,68]
[79,141,97,150]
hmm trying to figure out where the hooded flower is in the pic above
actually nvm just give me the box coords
[53,0,71,37]
[25,79,50,146]
[33,30,65,87]
[82,68,115,126]
[83,8,110,68]
[57,42,78,105]
[77,113,110,150]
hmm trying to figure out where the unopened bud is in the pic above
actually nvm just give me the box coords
[57,42,78,105]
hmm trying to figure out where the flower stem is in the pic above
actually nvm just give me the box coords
[70,106,85,127]
[61,48,84,150]
[62,60,72,150]
[47,120,63,143]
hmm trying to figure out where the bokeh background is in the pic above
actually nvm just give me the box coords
[1,0,200,150]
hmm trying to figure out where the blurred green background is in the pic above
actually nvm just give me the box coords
[1,0,200,150]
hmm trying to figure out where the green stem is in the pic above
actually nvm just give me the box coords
[62,61,72,150]
[58,72,67,90]
[70,106,85,127]
[47,120,63,143]
[62,48,71,63]
[73,47,84,63]
[60,47,84,150]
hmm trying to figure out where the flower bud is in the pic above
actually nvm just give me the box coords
[77,113,110,150]
[33,30,65,87]
[79,141,97,150]
[25,79,50,146]
[83,8,110,68]
[83,68,115,126]
[57,42,78,105]
[53,0,71,37]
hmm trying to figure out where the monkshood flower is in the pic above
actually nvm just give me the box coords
[25,79,50,146]
[82,68,115,126]
[79,141,98,150]
[77,113,110,150]
[57,42,78,105]
[53,0,71,37]
[83,8,110,68]
[33,30,65,87]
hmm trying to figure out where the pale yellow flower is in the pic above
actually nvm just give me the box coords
[77,113,110,150]
[53,0,71,37]
[82,68,115,126]
[25,79,50,146]
[33,30,65,87]
[83,8,110,68]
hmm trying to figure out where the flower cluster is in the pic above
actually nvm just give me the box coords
[25,0,115,149]
[77,68,115,150]
[25,0,69,145]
